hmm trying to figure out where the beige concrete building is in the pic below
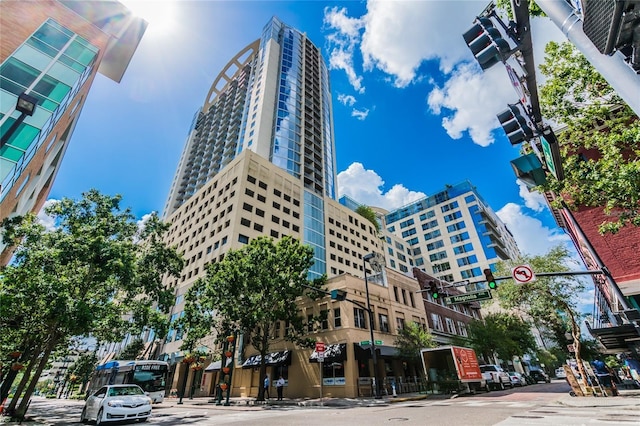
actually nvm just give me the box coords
[188,272,427,399]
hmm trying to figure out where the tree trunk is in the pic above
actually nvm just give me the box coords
[0,369,19,413]
[5,355,37,415]
[256,330,269,401]
[15,338,58,420]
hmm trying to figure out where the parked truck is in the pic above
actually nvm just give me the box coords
[420,346,487,394]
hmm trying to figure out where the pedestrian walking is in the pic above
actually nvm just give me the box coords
[263,375,270,399]
[276,375,285,400]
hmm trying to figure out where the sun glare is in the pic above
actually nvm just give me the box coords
[121,0,177,36]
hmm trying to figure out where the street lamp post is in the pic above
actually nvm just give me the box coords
[0,92,38,149]
[363,252,383,399]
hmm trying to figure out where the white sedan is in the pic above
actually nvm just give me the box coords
[81,384,152,425]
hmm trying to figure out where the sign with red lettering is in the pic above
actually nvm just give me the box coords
[452,346,482,381]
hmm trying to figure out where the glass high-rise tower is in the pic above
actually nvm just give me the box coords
[164,17,337,217]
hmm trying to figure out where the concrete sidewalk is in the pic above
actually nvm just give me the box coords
[159,391,432,409]
[552,388,640,409]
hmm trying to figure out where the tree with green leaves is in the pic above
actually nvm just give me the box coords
[118,338,145,360]
[537,41,640,234]
[67,352,98,398]
[394,322,436,377]
[494,245,589,384]
[394,321,436,361]
[355,205,380,232]
[0,190,183,419]
[180,235,326,401]
[456,313,537,364]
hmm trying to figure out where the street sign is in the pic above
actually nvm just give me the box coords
[374,340,382,345]
[316,342,325,363]
[512,264,536,284]
[360,340,370,346]
[444,290,492,305]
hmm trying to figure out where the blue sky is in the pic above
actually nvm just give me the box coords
[47,0,574,259]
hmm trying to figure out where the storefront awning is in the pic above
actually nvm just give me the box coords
[205,360,222,372]
[309,343,347,363]
[242,350,291,369]
[586,322,640,352]
[354,343,398,359]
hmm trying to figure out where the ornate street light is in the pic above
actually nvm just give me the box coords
[363,252,384,398]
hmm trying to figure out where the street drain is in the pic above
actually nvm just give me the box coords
[531,410,558,414]
[598,419,640,423]
[511,415,544,419]
[388,418,410,422]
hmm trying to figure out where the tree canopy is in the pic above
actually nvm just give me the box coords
[494,245,590,383]
[394,321,436,361]
[538,41,640,234]
[0,190,183,418]
[180,235,326,401]
[355,205,380,232]
[456,312,537,363]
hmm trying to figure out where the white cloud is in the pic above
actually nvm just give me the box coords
[517,180,546,212]
[337,93,356,106]
[324,7,366,94]
[351,108,369,120]
[323,3,568,145]
[496,202,570,256]
[37,199,59,232]
[337,162,425,210]
[427,63,516,146]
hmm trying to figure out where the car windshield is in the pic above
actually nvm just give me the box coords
[108,386,144,397]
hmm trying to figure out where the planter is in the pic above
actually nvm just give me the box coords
[222,367,230,374]
[9,351,21,359]
[224,351,233,358]
[11,363,24,371]
[226,335,235,343]
[220,383,228,391]
[183,356,195,364]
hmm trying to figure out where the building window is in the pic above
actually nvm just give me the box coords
[431,314,444,332]
[396,317,405,330]
[320,307,329,330]
[334,308,341,328]
[378,314,390,332]
[457,321,468,337]
[238,234,249,244]
[409,292,415,308]
[354,307,367,329]
[393,286,399,302]
[445,318,456,334]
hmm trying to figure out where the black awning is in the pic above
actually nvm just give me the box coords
[241,350,292,369]
[309,343,347,363]
[586,322,640,352]
[353,342,398,359]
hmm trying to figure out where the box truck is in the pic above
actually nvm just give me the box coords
[420,346,487,394]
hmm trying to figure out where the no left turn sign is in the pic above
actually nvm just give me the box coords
[512,264,536,284]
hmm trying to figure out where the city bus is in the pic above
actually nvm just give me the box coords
[89,360,169,403]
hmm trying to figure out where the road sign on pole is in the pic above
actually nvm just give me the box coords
[316,342,325,362]
[512,264,536,284]
[444,290,493,305]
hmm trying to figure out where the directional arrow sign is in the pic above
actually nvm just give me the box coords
[444,290,493,305]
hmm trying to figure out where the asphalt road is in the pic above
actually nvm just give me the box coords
[7,380,624,426]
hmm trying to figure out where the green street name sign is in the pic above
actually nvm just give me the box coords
[444,290,492,305]
[540,135,559,180]
[360,340,370,345]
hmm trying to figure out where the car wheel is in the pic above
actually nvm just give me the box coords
[95,408,104,426]
[499,381,505,390]
[80,407,88,424]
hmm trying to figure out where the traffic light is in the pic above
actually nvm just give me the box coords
[462,16,511,70]
[427,281,440,300]
[497,102,535,145]
[484,269,497,289]
[330,289,347,301]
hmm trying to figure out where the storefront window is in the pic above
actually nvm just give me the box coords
[322,362,345,385]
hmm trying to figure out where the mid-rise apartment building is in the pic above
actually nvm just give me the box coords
[0,0,147,264]
[382,181,520,283]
